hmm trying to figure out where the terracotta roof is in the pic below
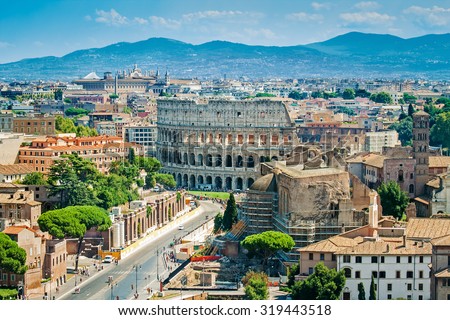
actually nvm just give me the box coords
[413,111,429,117]
[426,176,442,189]
[3,225,36,235]
[431,234,450,246]
[414,197,430,205]
[429,156,450,168]
[434,268,450,278]
[298,235,361,253]
[336,239,432,255]
[362,154,386,168]
[0,164,35,175]
[406,218,450,240]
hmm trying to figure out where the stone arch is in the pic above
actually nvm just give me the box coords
[236,155,243,168]
[189,175,196,189]
[206,176,212,185]
[215,154,222,167]
[197,154,204,166]
[176,173,182,186]
[226,155,233,167]
[198,175,204,186]
[206,154,213,167]
[236,177,243,190]
[247,155,254,168]
[183,153,188,165]
[225,177,233,190]
[189,153,196,166]
[215,176,223,190]
[247,178,254,188]
[183,174,188,187]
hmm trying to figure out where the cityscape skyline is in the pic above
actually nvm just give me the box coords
[2,0,450,64]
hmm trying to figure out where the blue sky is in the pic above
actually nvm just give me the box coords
[1,0,450,63]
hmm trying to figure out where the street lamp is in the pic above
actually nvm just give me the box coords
[110,281,118,300]
[133,265,141,297]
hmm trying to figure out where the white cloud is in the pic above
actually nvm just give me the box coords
[404,6,450,26]
[149,16,181,29]
[95,9,128,26]
[340,11,395,25]
[354,1,380,10]
[133,17,148,25]
[287,12,324,22]
[182,10,243,21]
[311,2,330,10]
[0,41,13,49]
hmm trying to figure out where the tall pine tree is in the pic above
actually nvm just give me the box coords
[358,282,366,300]
[369,275,377,300]
[222,193,237,231]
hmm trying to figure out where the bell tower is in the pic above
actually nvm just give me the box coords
[412,111,430,196]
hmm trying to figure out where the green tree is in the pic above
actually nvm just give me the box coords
[63,98,72,104]
[407,103,415,117]
[389,117,413,146]
[47,154,99,207]
[55,115,97,137]
[109,94,119,100]
[358,282,366,300]
[369,276,376,300]
[287,263,300,288]
[222,193,237,231]
[21,172,47,185]
[377,181,409,220]
[155,173,176,188]
[291,263,346,300]
[243,271,269,300]
[342,88,355,100]
[0,233,27,274]
[255,93,276,98]
[398,112,408,121]
[431,112,450,149]
[128,148,136,165]
[404,93,417,104]
[355,89,371,98]
[288,91,302,100]
[370,92,393,104]
[241,231,295,265]
[65,107,90,117]
[38,206,111,271]
[213,213,223,233]
[54,89,63,101]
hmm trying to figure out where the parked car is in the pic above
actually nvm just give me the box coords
[178,225,184,230]
[103,255,114,263]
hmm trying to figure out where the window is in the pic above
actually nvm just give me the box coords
[408,256,412,263]
[387,294,392,300]
[380,256,385,263]
[309,253,313,260]
[379,271,386,278]
[419,256,423,263]
[419,283,423,290]
[387,283,392,291]
[372,271,378,278]
[407,295,412,300]
[355,271,361,279]
[407,271,413,278]
[344,268,351,278]
[320,253,325,261]
[406,283,413,290]
[410,173,414,179]
[396,256,401,263]
[10,274,15,281]
[356,256,362,263]
[448,256,450,267]
[418,295,423,300]
[448,294,450,300]
[308,267,313,275]
[396,271,401,278]
[444,279,447,287]
[371,256,378,263]
[419,271,423,278]
[331,254,336,261]
[343,255,350,263]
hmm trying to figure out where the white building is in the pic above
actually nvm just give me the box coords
[336,239,432,300]
[364,130,399,153]
[123,122,157,156]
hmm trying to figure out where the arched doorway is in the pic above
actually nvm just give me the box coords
[236,177,243,190]
[189,175,196,189]
[183,174,188,187]
[236,155,243,168]
[215,177,223,190]
[206,154,213,167]
[215,154,222,167]
[225,177,232,190]
[198,175,204,186]
[226,155,232,167]
[206,176,212,185]
[247,155,254,168]
[197,154,203,166]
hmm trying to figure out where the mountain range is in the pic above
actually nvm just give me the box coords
[1,32,450,81]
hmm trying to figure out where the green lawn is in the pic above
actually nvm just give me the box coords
[188,191,230,201]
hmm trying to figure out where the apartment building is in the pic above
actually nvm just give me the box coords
[12,115,55,135]
[18,134,143,174]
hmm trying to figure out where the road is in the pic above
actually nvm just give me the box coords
[60,201,222,300]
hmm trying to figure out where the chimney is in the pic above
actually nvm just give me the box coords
[402,235,407,248]
[386,244,390,253]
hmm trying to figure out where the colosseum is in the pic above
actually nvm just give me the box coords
[156,98,298,190]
